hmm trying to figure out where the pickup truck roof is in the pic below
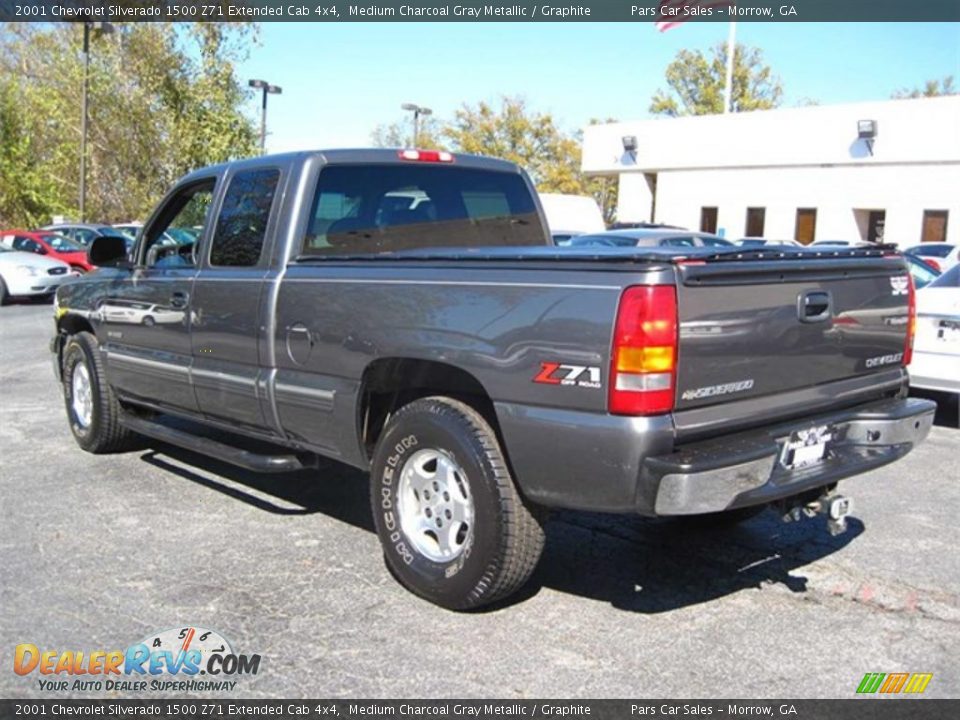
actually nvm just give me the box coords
[180,148,523,185]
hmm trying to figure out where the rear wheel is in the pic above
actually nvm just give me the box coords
[62,332,135,453]
[0,276,8,305]
[370,396,545,610]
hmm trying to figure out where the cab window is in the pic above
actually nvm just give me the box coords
[209,168,280,267]
[142,180,215,268]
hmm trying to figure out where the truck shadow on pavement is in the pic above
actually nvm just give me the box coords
[137,441,863,614]
[527,510,863,613]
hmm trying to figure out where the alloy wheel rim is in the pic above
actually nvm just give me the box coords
[397,448,474,562]
[71,363,93,428]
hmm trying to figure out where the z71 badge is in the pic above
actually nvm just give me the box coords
[533,362,602,389]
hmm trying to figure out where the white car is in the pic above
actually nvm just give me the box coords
[96,298,185,326]
[910,264,960,405]
[0,247,77,305]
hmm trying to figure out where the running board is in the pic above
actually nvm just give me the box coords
[120,414,315,473]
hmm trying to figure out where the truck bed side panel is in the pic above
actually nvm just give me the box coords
[272,265,638,465]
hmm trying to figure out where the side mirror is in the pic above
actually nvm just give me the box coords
[88,236,128,267]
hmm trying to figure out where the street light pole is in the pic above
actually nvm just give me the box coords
[401,103,433,147]
[79,21,113,222]
[249,79,282,154]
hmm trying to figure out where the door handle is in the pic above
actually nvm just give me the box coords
[170,291,189,309]
[798,290,832,323]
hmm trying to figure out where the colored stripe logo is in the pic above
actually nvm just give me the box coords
[857,672,933,694]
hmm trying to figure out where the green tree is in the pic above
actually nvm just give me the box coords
[0,22,258,227]
[443,96,584,194]
[892,75,956,99]
[371,116,444,149]
[650,43,783,117]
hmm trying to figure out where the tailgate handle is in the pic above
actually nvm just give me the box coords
[798,290,832,323]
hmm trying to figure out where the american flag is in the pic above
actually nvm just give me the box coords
[654,0,734,32]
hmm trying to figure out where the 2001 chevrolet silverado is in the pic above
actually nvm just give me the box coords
[52,149,935,609]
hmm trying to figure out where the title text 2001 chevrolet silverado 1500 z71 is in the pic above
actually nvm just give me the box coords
[52,149,935,609]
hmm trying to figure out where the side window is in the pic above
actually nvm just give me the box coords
[13,237,44,254]
[143,181,215,268]
[209,168,280,267]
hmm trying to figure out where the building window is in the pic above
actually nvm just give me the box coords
[700,207,718,234]
[868,210,886,243]
[853,209,887,243]
[745,207,765,237]
[794,208,817,245]
[921,210,949,243]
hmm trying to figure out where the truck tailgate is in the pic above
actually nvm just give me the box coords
[674,255,911,411]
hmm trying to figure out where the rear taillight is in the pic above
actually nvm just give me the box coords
[609,285,678,415]
[904,272,916,366]
[398,149,454,163]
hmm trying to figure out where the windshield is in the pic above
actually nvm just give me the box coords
[912,245,953,258]
[38,232,83,252]
[700,235,734,247]
[100,227,132,239]
[928,264,959,288]
[570,234,638,247]
[907,257,940,289]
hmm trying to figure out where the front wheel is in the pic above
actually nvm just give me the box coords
[62,332,135,453]
[370,397,545,610]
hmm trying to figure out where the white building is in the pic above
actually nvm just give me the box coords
[581,96,960,246]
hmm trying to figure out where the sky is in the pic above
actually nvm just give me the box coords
[236,22,960,153]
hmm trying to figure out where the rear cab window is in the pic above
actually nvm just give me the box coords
[209,168,281,267]
[301,164,543,256]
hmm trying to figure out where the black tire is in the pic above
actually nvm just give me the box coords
[62,331,135,453]
[370,396,545,610]
[142,315,155,327]
[0,276,8,306]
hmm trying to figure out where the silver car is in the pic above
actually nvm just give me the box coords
[0,247,77,305]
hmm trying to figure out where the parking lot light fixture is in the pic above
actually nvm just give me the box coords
[401,103,433,148]
[79,21,114,223]
[249,79,283,154]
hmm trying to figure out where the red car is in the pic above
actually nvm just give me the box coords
[0,229,95,272]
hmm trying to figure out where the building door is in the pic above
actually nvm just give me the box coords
[868,210,886,243]
[745,207,766,237]
[700,207,718,234]
[921,210,948,243]
[794,208,817,245]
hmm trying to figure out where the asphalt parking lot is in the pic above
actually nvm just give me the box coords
[1,301,958,699]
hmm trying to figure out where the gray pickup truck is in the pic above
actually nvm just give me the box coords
[52,149,935,609]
